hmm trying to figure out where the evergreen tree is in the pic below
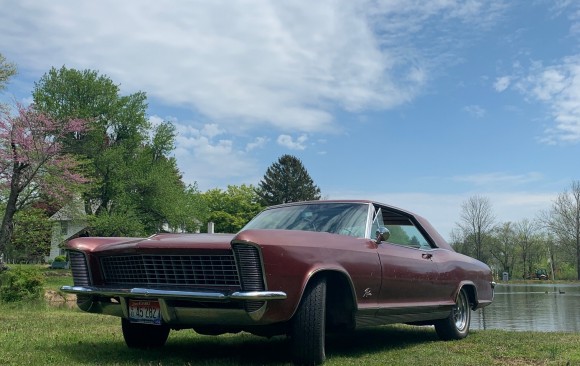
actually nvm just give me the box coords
[256,155,321,206]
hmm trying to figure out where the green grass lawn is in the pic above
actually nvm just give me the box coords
[1,265,579,365]
[2,302,579,366]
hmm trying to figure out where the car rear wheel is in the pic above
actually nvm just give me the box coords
[290,276,326,365]
[121,318,170,348]
[434,287,471,340]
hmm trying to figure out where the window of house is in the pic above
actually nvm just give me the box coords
[61,221,68,236]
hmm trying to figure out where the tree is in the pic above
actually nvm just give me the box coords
[7,207,52,263]
[125,123,199,234]
[200,185,263,233]
[0,53,17,92]
[0,104,87,253]
[32,67,194,236]
[256,155,321,206]
[33,67,150,215]
[514,219,538,279]
[541,181,580,279]
[456,195,495,262]
[489,222,517,275]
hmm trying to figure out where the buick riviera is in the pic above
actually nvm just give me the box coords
[62,200,494,365]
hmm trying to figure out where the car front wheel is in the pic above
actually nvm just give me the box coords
[121,318,170,348]
[290,276,327,365]
[434,287,471,340]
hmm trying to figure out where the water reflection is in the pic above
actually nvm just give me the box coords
[471,283,580,332]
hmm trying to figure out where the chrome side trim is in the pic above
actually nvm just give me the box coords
[60,285,287,301]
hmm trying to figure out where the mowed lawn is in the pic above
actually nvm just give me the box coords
[1,267,579,365]
[3,301,580,365]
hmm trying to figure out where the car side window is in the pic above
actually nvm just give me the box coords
[385,224,431,249]
[370,207,385,240]
[372,205,432,249]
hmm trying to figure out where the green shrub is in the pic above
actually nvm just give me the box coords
[0,266,45,302]
[53,255,66,263]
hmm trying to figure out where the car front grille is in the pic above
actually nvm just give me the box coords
[100,254,241,288]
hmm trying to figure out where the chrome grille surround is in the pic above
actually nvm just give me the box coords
[99,254,241,288]
[232,243,266,312]
[68,250,91,287]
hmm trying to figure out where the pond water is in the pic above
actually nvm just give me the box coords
[471,283,580,332]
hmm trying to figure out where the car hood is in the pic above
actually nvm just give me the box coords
[66,233,236,253]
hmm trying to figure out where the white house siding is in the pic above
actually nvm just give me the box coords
[48,219,87,260]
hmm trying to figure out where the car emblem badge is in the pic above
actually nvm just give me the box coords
[363,288,372,298]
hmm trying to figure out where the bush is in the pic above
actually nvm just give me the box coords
[0,266,45,302]
[53,255,67,263]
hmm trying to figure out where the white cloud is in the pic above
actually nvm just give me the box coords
[549,1,580,35]
[277,134,308,150]
[172,121,259,190]
[464,104,486,118]
[0,0,507,134]
[494,76,511,92]
[245,137,269,152]
[201,124,224,139]
[515,55,580,143]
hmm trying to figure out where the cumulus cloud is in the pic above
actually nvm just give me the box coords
[277,134,308,150]
[245,137,269,152]
[1,0,507,134]
[494,76,511,92]
[515,55,580,143]
[0,0,514,192]
[171,121,259,189]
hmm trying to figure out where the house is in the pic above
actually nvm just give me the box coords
[47,200,88,261]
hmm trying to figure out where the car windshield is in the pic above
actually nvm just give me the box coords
[242,202,370,237]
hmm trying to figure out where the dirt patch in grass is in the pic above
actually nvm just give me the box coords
[44,290,76,308]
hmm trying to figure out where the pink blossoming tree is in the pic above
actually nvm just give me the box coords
[0,103,88,254]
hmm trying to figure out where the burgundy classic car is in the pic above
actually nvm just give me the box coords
[62,200,494,365]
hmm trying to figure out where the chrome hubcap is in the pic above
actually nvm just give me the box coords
[453,291,469,331]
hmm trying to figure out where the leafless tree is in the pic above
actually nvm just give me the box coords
[514,219,538,278]
[541,181,580,279]
[457,195,496,261]
[489,222,517,275]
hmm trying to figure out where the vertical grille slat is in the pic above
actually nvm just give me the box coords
[232,243,266,312]
[100,254,240,288]
[69,251,90,286]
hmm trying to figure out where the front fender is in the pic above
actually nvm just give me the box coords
[233,229,381,323]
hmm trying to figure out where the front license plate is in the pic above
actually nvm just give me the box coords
[128,300,161,325]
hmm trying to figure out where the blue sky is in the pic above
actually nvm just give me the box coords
[1,0,579,238]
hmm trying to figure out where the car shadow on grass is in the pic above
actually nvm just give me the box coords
[60,325,440,365]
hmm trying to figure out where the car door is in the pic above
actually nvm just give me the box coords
[375,242,439,307]
[370,206,443,308]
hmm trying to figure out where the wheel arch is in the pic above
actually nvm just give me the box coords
[292,268,357,328]
[456,281,479,310]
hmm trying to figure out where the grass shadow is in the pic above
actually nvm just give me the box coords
[59,325,440,365]
[326,325,439,359]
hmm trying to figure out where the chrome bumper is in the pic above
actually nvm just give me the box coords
[60,285,286,301]
[60,285,287,324]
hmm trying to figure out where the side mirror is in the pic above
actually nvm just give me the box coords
[375,226,390,244]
